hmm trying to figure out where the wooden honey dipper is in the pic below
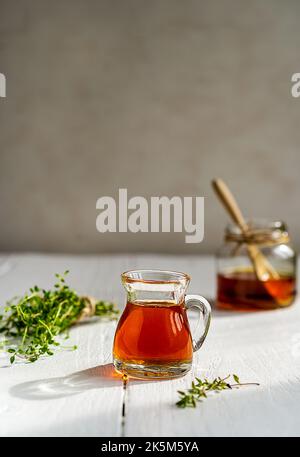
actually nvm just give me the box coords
[212,178,280,281]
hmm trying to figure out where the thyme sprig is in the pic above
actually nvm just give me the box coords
[176,374,259,408]
[0,271,118,364]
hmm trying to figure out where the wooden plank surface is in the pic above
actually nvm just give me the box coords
[0,253,299,437]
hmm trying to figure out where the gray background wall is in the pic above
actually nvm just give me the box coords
[0,0,299,254]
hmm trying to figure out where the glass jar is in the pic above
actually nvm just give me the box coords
[216,219,297,311]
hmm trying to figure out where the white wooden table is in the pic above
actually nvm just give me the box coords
[0,253,299,437]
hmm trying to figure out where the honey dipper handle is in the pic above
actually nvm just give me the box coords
[212,178,248,232]
[212,177,280,281]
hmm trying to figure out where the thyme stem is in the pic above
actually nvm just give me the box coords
[176,374,260,408]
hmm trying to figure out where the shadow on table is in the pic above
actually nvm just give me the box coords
[10,363,143,401]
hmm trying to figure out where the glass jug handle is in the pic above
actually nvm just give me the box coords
[185,295,211,352]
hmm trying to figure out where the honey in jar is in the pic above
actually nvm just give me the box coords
[216,220,297,311]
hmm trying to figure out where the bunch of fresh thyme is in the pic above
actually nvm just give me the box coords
[176,374,259,408]
[0,271,118,364]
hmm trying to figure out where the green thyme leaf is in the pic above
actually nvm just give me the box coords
[233,374,240,384]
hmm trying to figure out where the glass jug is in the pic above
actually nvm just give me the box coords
[113,269,211,379]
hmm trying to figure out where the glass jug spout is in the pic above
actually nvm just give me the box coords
[121,269,190,305]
